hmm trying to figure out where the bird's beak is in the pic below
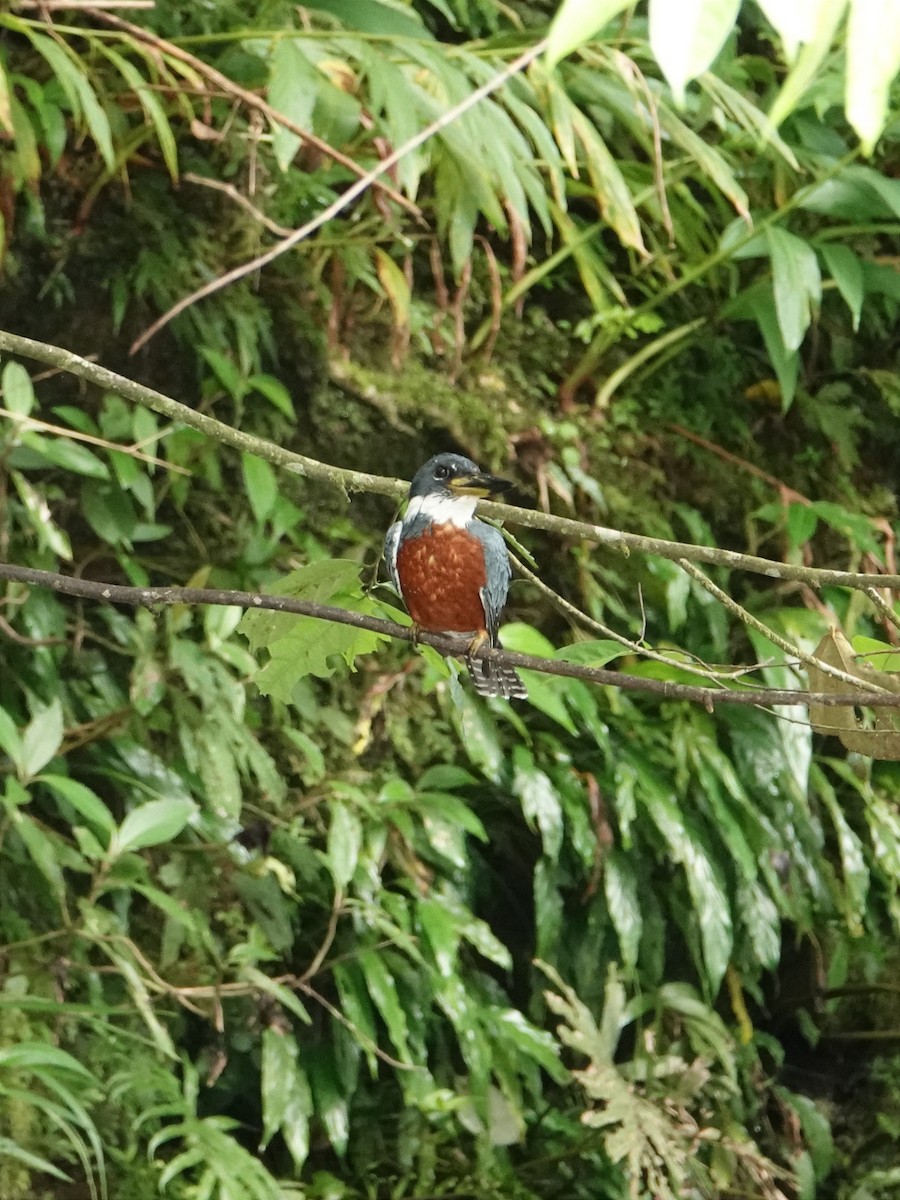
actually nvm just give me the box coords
[449,471,513,499]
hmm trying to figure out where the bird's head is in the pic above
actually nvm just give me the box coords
[408,453,513,502]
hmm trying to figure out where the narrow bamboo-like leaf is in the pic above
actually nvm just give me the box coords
[114,797,195,855]
[819,243,864,330]
[418,897,459,977]
[649,0,741,105]
[13,812,66,902]
[241,966,312,1025]
[25,32,116,170]
[268,39,318,172]
[767,0,848,131]
[605,850,642,972]
[846,0,900,154]
[375,249,411,328]
[546,0,633,67]
[756,0,825,62]
[100,45,179,181]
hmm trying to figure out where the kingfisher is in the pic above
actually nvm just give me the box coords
[385,453,527,700]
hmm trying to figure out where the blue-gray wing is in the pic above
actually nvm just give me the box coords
[384,520,403,593]
[471,522,511,642]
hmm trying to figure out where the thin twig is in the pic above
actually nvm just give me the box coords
[678,558,892,694]
[0,405,189,474]
[1,560,899,711]
[511,552,753,687]
[182,173,294,237]
[865,586,900,634]
[129,39,548,352]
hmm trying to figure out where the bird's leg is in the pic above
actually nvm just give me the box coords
[409,622,422,648]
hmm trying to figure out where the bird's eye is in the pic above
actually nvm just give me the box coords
[434,463,450,480]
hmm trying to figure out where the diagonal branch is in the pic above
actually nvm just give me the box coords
[1,560,899,711]
[0,327,898,593]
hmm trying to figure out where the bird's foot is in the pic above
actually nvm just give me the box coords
[409,622,422,648]
[465,629,490,663]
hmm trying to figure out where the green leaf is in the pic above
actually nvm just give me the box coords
[846,0,900,154]
[261,1028,313,1168]
[767,0,848,131]
[2,360,35,415]
[114,798,196,855]
[80,479,137,546]
[767,227,821,351]
[605,850,643,972]
[12,812,66,902]
[249,373,295,418]
[268,39,319,172]
[20,432,110,479]
[419,897,460,978]
[0,1138,70,1181]
[101,44,179,181]
[241,966,312,1025]
[756,0,824,62]
[0,705,23,770]
[819,243,864,331]
[241,453,278,523]
[25,31,115,170]
[20,698,64,780]
[727,281,800,408]
[326,800,362,888]
[512,746,563,861]
[359,950,412,1063]
[545,0,632,67]
[40,774,115,835]
[240,560,390,697]
[492,1007,569,1084]
[649,0,741,105]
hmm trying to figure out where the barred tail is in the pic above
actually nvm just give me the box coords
[466,640,528,700]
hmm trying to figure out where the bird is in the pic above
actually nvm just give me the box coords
[385,453,527,700]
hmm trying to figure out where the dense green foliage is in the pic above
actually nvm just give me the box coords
[3,2,900,1198]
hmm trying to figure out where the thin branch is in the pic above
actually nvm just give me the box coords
[678,557,894,695]
[84,9,419,218]
[865,586,900,634]
[129,39,548,352]
[183,172,294,238]
[1,327,899,594]
[1,560,899,711]
[0,405,189,474]
[511,552,750,688]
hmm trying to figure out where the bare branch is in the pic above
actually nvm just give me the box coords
[1,560,898,711]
